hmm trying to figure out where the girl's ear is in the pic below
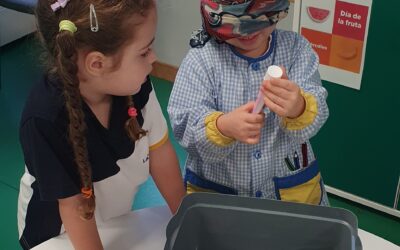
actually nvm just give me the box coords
[84,51,109,76]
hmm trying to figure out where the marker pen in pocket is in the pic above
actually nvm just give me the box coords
[301,143,308,167]
[284,156,295,171]
[293,151,300,170]
[252,65,283,114]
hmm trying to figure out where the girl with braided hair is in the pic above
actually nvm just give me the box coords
[17,0,185,249]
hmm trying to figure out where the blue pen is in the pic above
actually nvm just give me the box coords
[293,151,300,170]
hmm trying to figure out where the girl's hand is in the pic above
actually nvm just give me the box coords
[216,102,265,144]
[59,195,103,250]
[261,67,305,118]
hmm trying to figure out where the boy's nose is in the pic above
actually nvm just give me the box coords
[149,50,157,64]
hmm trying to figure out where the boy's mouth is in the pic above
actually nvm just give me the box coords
[238,32,260,42]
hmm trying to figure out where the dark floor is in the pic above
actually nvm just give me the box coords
[0,35,398,249]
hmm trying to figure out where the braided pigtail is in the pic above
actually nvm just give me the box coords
[54,26,95,220]
[125,96,147,141]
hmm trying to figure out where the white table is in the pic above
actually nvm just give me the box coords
[33,206,399,250]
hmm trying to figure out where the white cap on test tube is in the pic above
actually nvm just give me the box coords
[264,65,283,80]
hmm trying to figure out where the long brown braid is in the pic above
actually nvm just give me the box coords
[125,96,147,141]
[35,0,154,220]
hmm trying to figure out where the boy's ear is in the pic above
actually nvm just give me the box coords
[84,51,109,76]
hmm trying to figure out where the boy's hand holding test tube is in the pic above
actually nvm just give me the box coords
[216,101,265,145]
[256,65,306,119]
[252,65,283,114]
[216,65,305,145]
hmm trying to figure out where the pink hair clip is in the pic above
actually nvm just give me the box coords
[51,0,70,12]
[128,107,137,117]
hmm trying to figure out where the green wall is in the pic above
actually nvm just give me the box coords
[312,0,400,208]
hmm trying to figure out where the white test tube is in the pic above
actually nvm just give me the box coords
[252,65,283,114]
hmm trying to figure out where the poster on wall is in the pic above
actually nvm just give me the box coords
[293,0,372,90]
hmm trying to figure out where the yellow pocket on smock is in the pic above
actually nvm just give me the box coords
[273,161,322,205]
[186,182,216,194]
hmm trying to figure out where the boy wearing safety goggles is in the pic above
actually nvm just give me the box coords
[168,0,329,206]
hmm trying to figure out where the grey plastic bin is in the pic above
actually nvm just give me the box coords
[165,193,362,250]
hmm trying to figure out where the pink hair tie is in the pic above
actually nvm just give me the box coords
[51,0,70,12]
[128,107,137,117]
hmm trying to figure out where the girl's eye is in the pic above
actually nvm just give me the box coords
[141,48,152,57]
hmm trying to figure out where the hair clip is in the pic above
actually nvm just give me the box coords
[81,187,93,199]
[51,0,70,12]
[59,20,77,33]
[128,107,137,117]
[89,4,99,32]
